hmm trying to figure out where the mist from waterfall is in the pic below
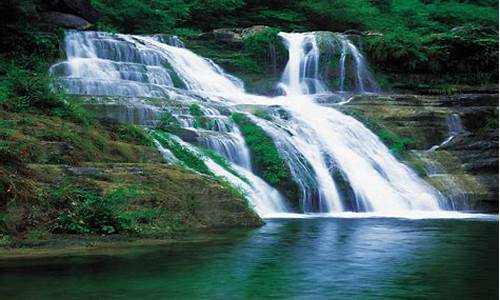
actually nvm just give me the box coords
[51,30,450,217]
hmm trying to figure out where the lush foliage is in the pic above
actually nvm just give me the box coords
[50,186,142,234]
[0,6,93,124]
[90,0,497,84]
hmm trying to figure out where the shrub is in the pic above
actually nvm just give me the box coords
[50,186,141,234]
[158,110,180,130]
[111,124,154,146]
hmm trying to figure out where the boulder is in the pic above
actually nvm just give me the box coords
[199,28,243,43]
[241,25,271,39]
[199,25,272,43]
[57,0,100,23]
[40,11,92,30]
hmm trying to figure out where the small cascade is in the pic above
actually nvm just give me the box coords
[411,151,471,210]
[247,113,342,212]
[277,32,328,96]
[337,36,379,93]
[158,135,290,216]
[315,32,380,94]
[428,113,466,151]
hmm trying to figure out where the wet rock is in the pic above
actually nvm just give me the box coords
[341,93,498,211]
[241,25,271,39]
[199,25,271,43]
[57,0,100,23]
[199,28,243,43]
[40,12,92,30]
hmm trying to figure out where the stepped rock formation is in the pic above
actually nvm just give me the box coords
[339,94,498,211]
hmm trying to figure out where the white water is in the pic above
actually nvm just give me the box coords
[52,30,453,217]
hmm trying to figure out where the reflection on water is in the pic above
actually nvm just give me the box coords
[0,218,498,299]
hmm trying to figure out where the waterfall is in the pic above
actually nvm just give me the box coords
[272,33,445,212]
[52,30,449,216]
[277,32,328,96]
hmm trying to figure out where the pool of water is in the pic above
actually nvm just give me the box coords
[0,217,498,299]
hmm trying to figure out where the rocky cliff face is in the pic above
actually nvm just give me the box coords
[339,93,498,212]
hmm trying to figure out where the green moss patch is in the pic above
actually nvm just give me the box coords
[232,113,300,208]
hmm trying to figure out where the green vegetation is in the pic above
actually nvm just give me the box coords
[0,111,261,244]
[231,113,288,185]
[50,186,144,234]
[86,0,498,86]
[189,104,205,129]
[157,110,181,132]
[232,113,300,207]
[189,103,203,116]
[151,130,213,175]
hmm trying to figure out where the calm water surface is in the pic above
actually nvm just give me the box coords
[0,217,498,299]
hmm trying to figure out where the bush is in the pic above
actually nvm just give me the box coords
[111,124,154,146]
[50,186,141,234]
[157,110,181,132]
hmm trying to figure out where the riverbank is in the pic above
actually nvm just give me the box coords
[0,229,249,259]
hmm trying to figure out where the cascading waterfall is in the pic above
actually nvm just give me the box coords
[51,30,450,217]
[271,33,445,212]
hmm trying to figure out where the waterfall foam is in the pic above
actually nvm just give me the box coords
[52,30,449,216]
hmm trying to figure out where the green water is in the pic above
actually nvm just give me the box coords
[0,217,498,299]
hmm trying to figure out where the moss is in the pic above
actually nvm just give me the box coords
[151,130,212,176]
[162,61,186,89]
[109,124,154,147]
[189,103,206,129]
[232,113,300,208]
[0,111,160,165]
[157,110,181,132]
